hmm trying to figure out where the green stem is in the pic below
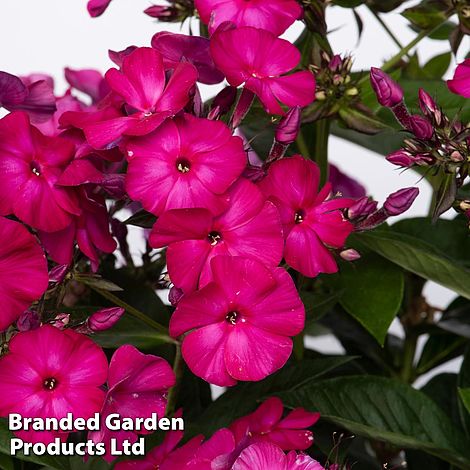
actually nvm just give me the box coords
[314,119,330,186]
[295,129,310,157]
[86,284,175,341]
[358,19,448,86]
[400,332,417,383]
[369,8,405,52]
[166,344,184,415]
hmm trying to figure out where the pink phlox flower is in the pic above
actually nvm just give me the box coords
[448,58,470,98]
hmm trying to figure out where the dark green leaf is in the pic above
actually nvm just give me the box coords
[75,274,123,292]
[432,173,458,222]
[338,106,390,134]
[334,253,404,345]
[422,52,451,79]
[333,0,364,6]
[0,454,13,470]
[402,2,448,30]
[458,388,470,414]
[352,230,470,300]
[301,290,342,333]
[438,297,470,338]
[278,376,470,469]
[124,209,157,229]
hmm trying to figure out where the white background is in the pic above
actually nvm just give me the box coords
[1,0,469,384]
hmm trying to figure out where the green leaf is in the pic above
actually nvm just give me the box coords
[75,274,123,292]
[422,52,451,79]
[402,2,448,30]
[333,0,364,7]
[338,106,390,135]
[194,356,355,436]
[432,173,458,221]
[458,388,470,415]
[124,209,157,229]
[278,376,470,469]
[301,290,342,333]
[0,454,13,470]
[334,253,404,345]
[352,230,470,300]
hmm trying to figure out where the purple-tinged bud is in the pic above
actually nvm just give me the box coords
[275,106,301,145]
[49,264,69,284]
[370,67,404,107]
[17,310,40,332]
[231,88,255,128]
[51,313,70,330]
[347,196,378,221]
[102,174,126,199]
[169,286,184,307]
[328,55,343,72]
[208,86,237,120]
[451,150,464,162]
[383,187,419,216]
[340,248,361,262]
[409,115,434,140]
[418,88,441,125]
[88,307,125,332]
[144,5,173,18]
[386,150,415,168]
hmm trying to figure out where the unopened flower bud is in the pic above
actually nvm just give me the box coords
[383,187,419,216]
[49,264,69,283]
[51,313,70,330]
[450,150,464,162]
[348,196,378,221]
[231,88,255,128]
[328,55,342,72]
[370,67,403,107]
[208,86,237,120]
[315,90,327,101]
[88,307,125,332]
[340,248,361,262]
[144,5,174,18]
[386,150,415,167]
[460,200,470,212]
[275,106,301,145]
[169,286,184,306]
[345,87,359,96]
[17,310,40,332]
[409,115,434,140]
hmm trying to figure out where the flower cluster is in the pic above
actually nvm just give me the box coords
[116,397,323,469]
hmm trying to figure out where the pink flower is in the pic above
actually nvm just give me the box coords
[115,410,186,470]
[259,156,354,278]
[232,442,324,470]
[38,189,116,269]
[83,47,198,148]
[210,27,315,115]
[64,67,109,104]
[0,325,107,443]
[448,58,470,98]
[170,256,304,386]
[126,114,246,216]
[0,111,80,232]
[195,0,302,36]
[150,178,283,293]
[230,397,319,451]
[89,345,175,462]
[0,217,48,331]
[151,32,224,85]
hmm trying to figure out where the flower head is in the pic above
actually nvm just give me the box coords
[195,0,302,36]
[150,178,284,292]
[0,111,80,232]
[210,27,315,115]
[0,217,48,331]
[0,325,108,443]
[126,114,246,215]
[170,256,304,386]
[259,155,354,277]
[89,345,175,461]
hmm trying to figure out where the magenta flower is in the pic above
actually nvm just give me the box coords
[64,67,109,104]
[170,256,304,386]
[87,0,113,17]
[448,58,470,98]
[83,47,198,148]
[150,178,283,293]
[0,325,108,443]
[0,112,80,232]
[230,397,319,451]
[126,114,246,216]
[195,0,302,36]
[151,32,224,85]
[0,217,48,331]
[232,442,324,470]
[210,27,316,115]
[259,156,354,278]
[89,345,175,462]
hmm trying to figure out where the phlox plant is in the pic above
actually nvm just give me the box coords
[1,0,470,469]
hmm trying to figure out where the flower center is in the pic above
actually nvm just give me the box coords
[30,162,41,177]
[176,158,191,173]
[208,231,222,246]
[294,209,305,224]
[43,377,58,391]
[225,311,238,325]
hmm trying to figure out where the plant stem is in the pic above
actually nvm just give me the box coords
[400,331,417,383]
[166,343,184,415]
[314,119,330,186]
[295,128,310,157]
[369,8,405,52]
[86,284,175,341]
